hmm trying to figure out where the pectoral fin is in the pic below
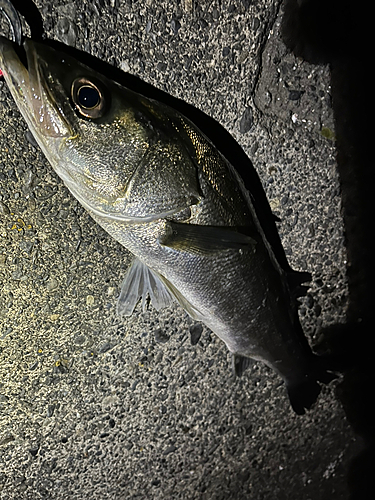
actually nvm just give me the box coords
[117,258,174,316]
[160,221,257,254]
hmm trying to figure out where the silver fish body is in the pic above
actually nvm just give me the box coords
[0,37,333,413]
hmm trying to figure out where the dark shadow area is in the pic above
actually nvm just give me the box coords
[282,1,373,498]
[9,0,44,40]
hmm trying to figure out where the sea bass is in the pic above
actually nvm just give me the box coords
[0,36,334,414]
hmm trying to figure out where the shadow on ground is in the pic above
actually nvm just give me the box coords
[282,1,374,498]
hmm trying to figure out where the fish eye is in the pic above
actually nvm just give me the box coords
[78,85,100,109]
[71,77,107,119]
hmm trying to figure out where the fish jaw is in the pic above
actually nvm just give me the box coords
[0,36,91,213]
[0,36,73,145]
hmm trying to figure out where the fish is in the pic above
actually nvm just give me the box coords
[0,35,335,414]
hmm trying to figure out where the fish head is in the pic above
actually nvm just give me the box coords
[0,37,200,222]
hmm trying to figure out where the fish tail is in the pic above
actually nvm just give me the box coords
[286,354,337,415]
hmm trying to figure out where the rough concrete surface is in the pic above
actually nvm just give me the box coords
[0,1,368,499]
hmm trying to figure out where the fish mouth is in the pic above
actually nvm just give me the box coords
[0,36,73,140]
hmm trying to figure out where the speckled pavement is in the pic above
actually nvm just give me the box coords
[0,1,366,499]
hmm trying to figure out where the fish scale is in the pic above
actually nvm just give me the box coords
[0,34,335,414]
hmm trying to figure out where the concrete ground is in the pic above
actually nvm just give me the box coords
[0,1,371,499]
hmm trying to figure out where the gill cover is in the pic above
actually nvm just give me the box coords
[0,36,201,222]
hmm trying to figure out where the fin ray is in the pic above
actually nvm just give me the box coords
[287,270,312,299]
[161,221,257,254]
[232,354,255,377]
[117,258,174,316]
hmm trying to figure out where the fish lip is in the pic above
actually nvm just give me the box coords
[23,38,74,138]
[0,35,28,86]
[0,36,73,139]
